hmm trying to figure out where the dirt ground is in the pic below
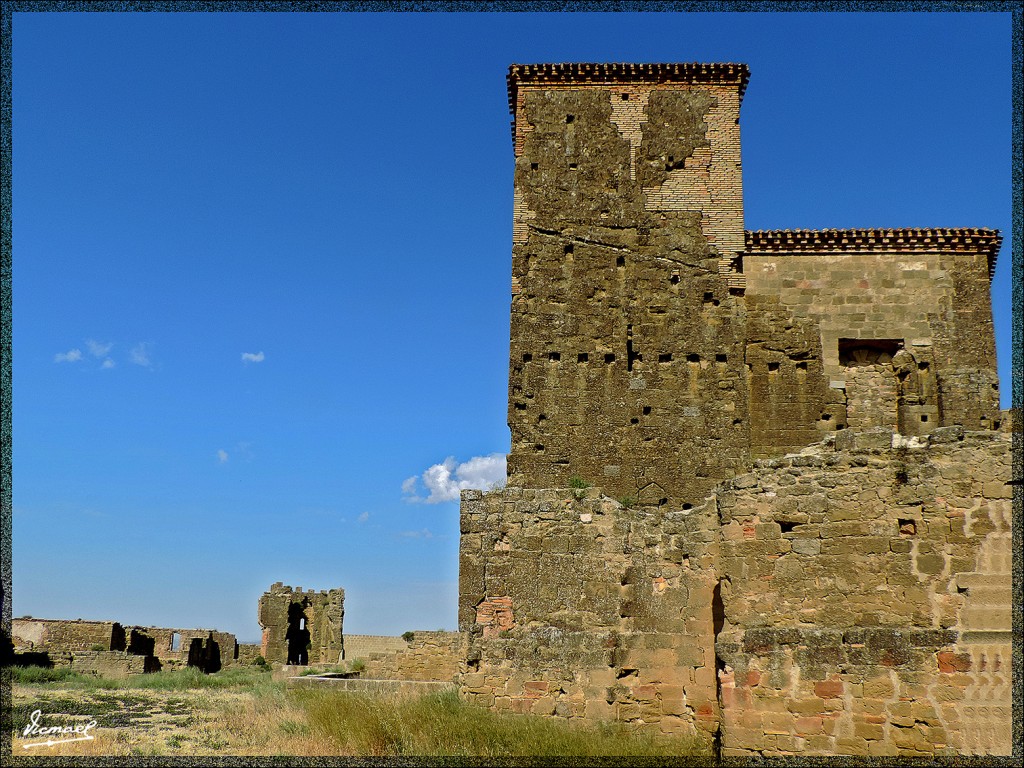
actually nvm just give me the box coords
[10,682,337,756]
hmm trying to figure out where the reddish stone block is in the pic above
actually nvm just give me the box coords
[936,652,971,673]
[523,680,549,698]
[814,678,844,699]
[795,716,824,735]
[746,669,761,687]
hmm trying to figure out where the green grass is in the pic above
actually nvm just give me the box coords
[11,663,276,692]
[296,688,710,758]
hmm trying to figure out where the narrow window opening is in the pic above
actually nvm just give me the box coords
[703,292,714,304]
[171,632,180,652]
[535,444,545,452]
[616,255,625,268]
[549,351,561,362]
[522,353,532,362]
[779,521,798,534]
[659,498,668,506]
[621,93,629,101]
[565,114,574,123]
[918,361,930,371]
[630,418,639,425]
[564,243,574,255]
[796,361,808,371]
[716,353,727,363]
[920,414,928,422]
[605,353,616,364]
[768,361,780,372]
[530,162,538,171]
[687,353,701,363]
[670,273,680,285]
[577,352,589,363]
[659,353,672,363]
[538,414,547,422]
[514,402,526,411]
[642,406,652,416]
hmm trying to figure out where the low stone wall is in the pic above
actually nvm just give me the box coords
[288,676,456,697]
[69,650,152,678]
[236,643,263,665]
[360,631,463,683]
[344,634,410,660]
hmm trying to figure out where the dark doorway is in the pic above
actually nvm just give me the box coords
[127,629,155,656]
[286,603,311,665]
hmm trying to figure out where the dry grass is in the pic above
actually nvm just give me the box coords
[9,667,710,758]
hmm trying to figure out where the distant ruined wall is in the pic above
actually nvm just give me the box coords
[258,583,345,665]
[11,618,238,674]
[360,632,464,683]
[12,619,123,652]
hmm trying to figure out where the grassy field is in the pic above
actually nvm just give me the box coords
[8,665,712,758]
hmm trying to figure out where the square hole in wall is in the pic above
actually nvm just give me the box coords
[522,353,532,362]
[605,353,616,364]
[621,93,629,100]
[530,162,538,171]
[659,353,672,363]
[687,354,701,363]
[898,519,917,536]
[643,406,652,416]
[549,352,561,362]
[578,352,589,363]
[768,362,780,372]
[796,361,808,371]
[566,114,575,123]
[716,354,727,363]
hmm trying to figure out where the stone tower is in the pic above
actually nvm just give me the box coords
[505,63,752,508]
[258,583,344,665]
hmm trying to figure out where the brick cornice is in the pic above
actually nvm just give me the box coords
[507,62,750,115]
[744,228,1001,279]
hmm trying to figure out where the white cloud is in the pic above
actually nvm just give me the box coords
[54,348,83,363]
[399,528,434,539]
[217,449,229,463]
[402,453,507,504]
[358,511,370,523]
[130,343,153,367]
[86,339,113,358]
[101,358,116,369]
[241,351,265,363]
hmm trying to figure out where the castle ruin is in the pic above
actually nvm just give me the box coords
[257,582,345,665]
[458,63,1013,757]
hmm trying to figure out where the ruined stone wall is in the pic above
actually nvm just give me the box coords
[124,626,238,672]
[236,643,263,665]
[344,634,411,660]
[714,427,1013,757]
[360,632,463,683]
[506,66,750,508]
[12,619,123,652]
[459,487,720,735]
[743,237,1001,433]
[258,583,344,665]
[69,650,154,678]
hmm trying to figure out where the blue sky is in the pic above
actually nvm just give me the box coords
[10,10,1014,641]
